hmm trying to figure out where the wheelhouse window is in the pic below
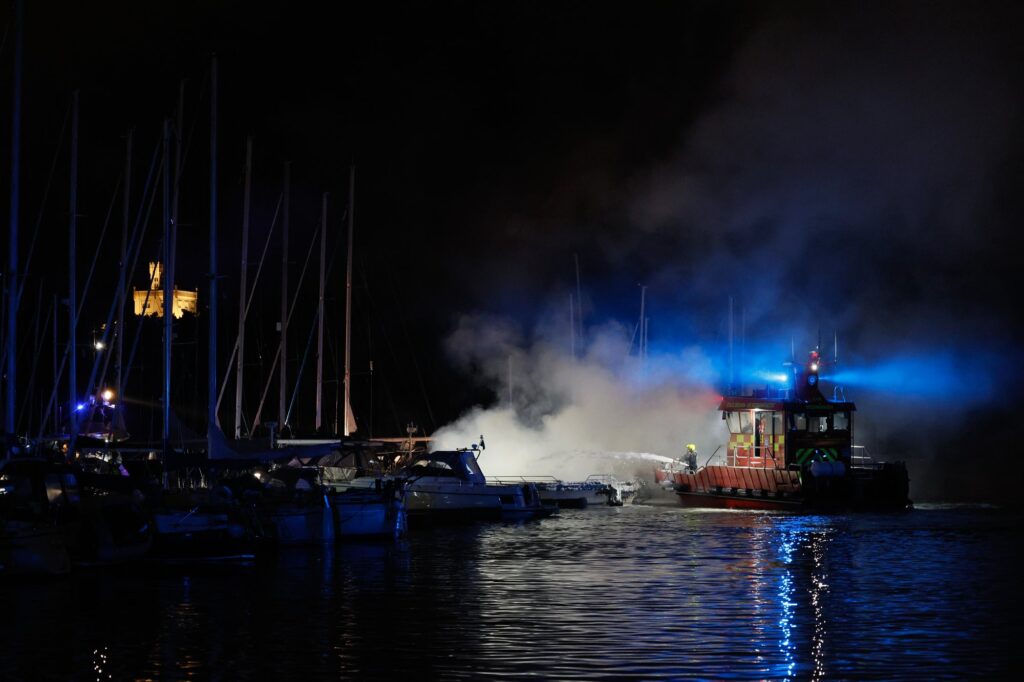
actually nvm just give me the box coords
[410,459,457,477]
[739,411,754,434]
[833,411,850,431]
[462,455,485,480]
[725,412,741,434]
[813,416,828,432]
[789,412,807,431]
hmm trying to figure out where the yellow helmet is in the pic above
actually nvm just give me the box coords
[686,443,697,452]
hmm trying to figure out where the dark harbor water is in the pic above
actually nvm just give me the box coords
[2,503,1020,680]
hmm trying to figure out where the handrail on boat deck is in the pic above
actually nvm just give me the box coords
[487,475,560,485]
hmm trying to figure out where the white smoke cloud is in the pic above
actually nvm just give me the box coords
[432,314,723,481]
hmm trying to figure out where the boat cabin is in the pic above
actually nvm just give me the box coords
[720,352,855,470]
[400,450,487,484]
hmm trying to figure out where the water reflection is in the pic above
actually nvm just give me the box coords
[1,506,1019,679]
[777,528,797,680]
[767,518,834,681]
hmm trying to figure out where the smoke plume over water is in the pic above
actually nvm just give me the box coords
[432,315,722,481]
[434,2,1023,500]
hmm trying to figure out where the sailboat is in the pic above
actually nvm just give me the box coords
[208,157,404,543]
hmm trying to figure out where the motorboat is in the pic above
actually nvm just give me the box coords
[492,474,637,508]
[387,445,556,524]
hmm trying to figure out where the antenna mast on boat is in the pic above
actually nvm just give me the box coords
[727,295,734,394]
[234,137,252,438]
[343,164,355,436]
[639,284,647,367]
[740,304,746,392]
[208,54,218,435]
[315,192,327,431]
[279,162,290,429]
[569,294,575,359]
[5,0,24,442]
[574,253,583,350]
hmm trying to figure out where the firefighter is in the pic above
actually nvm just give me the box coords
[684,443,698,473]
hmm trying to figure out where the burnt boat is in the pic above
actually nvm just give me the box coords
[672,349,910,511]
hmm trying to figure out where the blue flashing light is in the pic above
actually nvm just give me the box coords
[825,352,997,403]
[808,374,818,386]
[752,370,791,385]
[75,403,86,412]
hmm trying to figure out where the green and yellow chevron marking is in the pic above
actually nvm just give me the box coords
[794,448,839,465]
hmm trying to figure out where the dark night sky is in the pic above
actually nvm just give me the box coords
[3,1,1024,498]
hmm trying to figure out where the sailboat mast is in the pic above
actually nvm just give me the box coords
[68,91,80,442]
[315,192,327,431]
[343,165,354,436]
[162,117,172,454]
[171,81,184,295]
[208,55,218,433]
[234,137,252,438]
[5,0,23,439]
[116,130,132,412]
[279,162,290,427]
[52,297,57,434]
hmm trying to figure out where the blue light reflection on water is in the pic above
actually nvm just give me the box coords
[1,505,1019,679]
[777,529,797,680]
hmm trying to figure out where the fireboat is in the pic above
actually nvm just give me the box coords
[669,349,910,511]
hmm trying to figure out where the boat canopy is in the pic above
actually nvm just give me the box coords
[401,450,486,484]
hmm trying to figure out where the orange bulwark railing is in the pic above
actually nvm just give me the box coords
[673,465,800,494]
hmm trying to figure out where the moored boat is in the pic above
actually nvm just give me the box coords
[386,443,557,525]
[149,485,256,561]
[0,457,79,576]
[252,467,335,545]
[330,480,407,538]
[492,475,632,508]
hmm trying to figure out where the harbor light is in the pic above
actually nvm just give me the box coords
[101,388,115,403]
[94,340,106,351]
